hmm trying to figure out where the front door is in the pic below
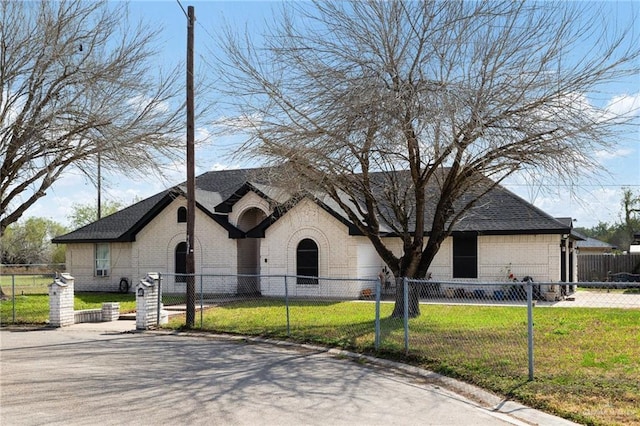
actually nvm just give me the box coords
[236,207,267,295]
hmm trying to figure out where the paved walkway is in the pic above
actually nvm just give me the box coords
[414,290,640,309]
[553,290,640,308]
[1,319,579,426]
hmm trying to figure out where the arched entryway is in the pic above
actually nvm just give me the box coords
[236,207,267,294]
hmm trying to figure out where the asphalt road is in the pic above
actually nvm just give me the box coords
[0,322,577,426]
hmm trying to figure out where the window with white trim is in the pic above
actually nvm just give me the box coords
[95,243,110,277]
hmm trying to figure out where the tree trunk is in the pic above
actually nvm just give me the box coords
[390,277,421,318]
[0,286,9,300]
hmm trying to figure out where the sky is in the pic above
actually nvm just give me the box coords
[19,0,640,230]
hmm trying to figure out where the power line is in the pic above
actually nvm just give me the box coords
[505,184,640,188]
[175,0,188,19]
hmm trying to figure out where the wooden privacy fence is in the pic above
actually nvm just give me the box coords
[578,254,640,281]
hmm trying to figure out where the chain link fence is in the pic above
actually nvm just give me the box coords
[0,265,63,324]
[0,273,56,296]
[158,273,379,346]
[2,268,638,423]
[158,273,639,384]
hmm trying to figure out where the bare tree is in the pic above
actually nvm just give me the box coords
[0,0,185,236]
[214,1,639,316]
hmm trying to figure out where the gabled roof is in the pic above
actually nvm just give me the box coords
[573,231,616,250]
[246,195,362,238]
[52,166,572,244]
[576,237,616,250]
[52,190,178,243]
[52,168,266,243]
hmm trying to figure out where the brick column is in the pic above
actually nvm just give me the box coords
[136,273,159,330]
[101,303,120,321]
[49,273,75,327]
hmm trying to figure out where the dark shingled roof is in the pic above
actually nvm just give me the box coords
[451,184,569,234]
[575,235,616,250]
[52,167,571,243]
[52,191,174,243]
[52,168,268,243]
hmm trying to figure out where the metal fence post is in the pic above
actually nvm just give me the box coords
[375,276,381,350]
[526,279,534,381]
[403,277,409,355]
[200,274,204,328]
[284,275,291,336]
[12,274,16,323]
[157,274,163,327]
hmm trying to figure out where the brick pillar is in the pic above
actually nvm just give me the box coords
[101,303,120,321]
[136,273,159,330]
[49,273,75,327]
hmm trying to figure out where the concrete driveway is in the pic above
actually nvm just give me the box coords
[0,321,577,426]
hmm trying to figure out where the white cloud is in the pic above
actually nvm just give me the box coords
[195,127,213,145]
[605,92,640,117]
[126,94,170,115]
[210,162,239,171]
[504,178,625,228]
[595,147,635,161]
[1,89,25,128]
[211,113,262,133]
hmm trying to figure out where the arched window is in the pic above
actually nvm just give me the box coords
[177,207,187,223]
[296,238,318,284]
[175,242,187,282]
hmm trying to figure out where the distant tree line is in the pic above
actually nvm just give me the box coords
[0,200,122,266]
[575,189,640,252]
[0,217,67,266]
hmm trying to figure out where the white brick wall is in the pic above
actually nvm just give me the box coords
[361,234,563,283]
[61,191,572,294]
[260,199,374,297]
[355,237,384,279]
[65,197,238,291]
[261,198,355,277]
[478,234,559,282]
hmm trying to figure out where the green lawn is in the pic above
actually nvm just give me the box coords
[0,293,136,324]
[0,274,53,295]
[166,300,640,426]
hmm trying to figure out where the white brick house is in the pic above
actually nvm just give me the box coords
[53,167,580,297]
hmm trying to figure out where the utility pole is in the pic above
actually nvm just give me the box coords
[97,151,101,220]
[185,5,196,328]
